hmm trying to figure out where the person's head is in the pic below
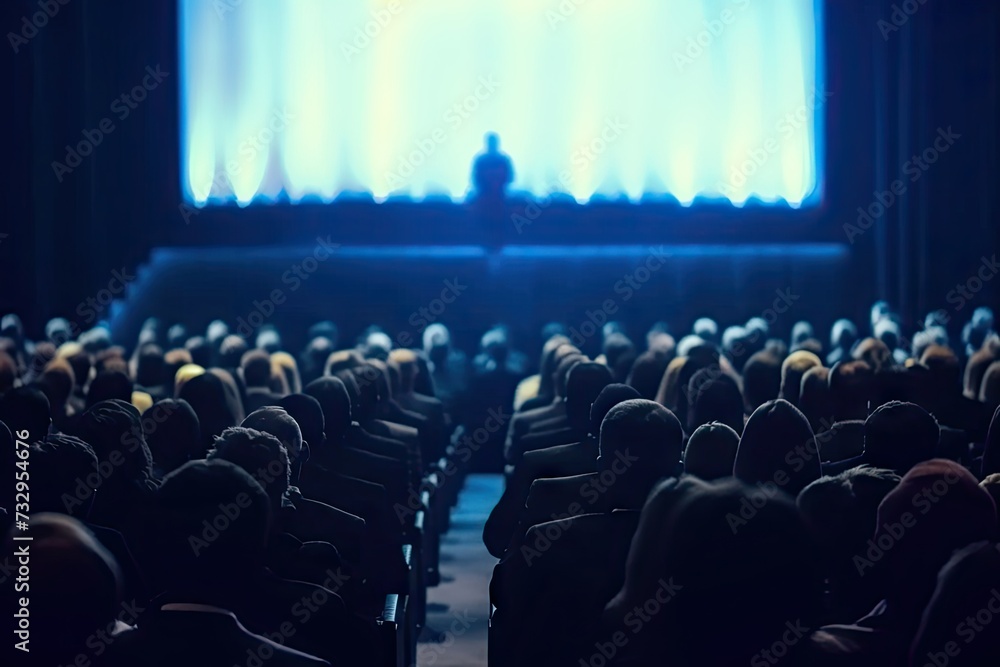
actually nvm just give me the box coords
[1,312,24,345]
[242,407,304,471]
[152,459,270,590]
[350,364,382,419]
[741,350,782,413]
[164,347,193,383]
[29,434,99,518]
[256,325,282,353]
[61,345,92,390]
[598,399,683,482]
[423,323,451,357]
[308,320,339,348]
[920,344,962,396]
[791,320,814,348]
[692,317,718,345]
[240,348,273,389]
[532,338,572,398]
[686,367,744,434]
[205,319,229,349]
[389,348,420,393]
[683,422,740,481]
[873,459,996,614]
[564,362,615,430]
[854,336,893,372]
[828,359,874,421]
[779,350,822,407]
[734,399,821,497]
[589,384,641,437]
[798,366,832,433]
[166,323,187,349]
[143,398,201,477]
[874,317,903,351]
[11,514,122,667]
[325,349,364,376]
[0,385,51,439]
[133,343,166,388]
[863,400,939,473]
[138,317,160,345]
[218,334,249,368]
[625,350,670,401]
[94,348,128,375]
[26,341,57,380]
[270,351,300,395]
[300,336,333,385]
[480,326,510,366]
[658,478,822,665]
[720,325,750,368]
[362,330,393,361]
[745,316,770,340]
[655,355,689,410]
[177,371,239,450]
[972,306,995,331]
[964,339,1000,399]
[85,369,133,409]
[830,318,858,352]
[74,400,154,488]
[646,326,675,356]
[279,393,326,457]
[36,358,76,414]
[979,360,1000,405]
[485,131,499,152]
[45,317,73,344]
[870,300,891,330]
[602,333,636,382]
[675,334,706,359]
[797,466,900,616]
[211,366,245,419]
[964,308,996,355]
[670,345,721,427]
[910,542,1000,667]
[173,362,205,397]
[304,377,352,443]
[912,326,948,361]
[208,426,290,510]
[185,335,212,368]
[552,353,585,400]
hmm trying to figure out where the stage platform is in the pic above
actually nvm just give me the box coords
[109,243,852,355]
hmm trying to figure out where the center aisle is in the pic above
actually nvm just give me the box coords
[418,474,503,667]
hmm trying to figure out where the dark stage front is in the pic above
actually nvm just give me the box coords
[109,243,851,357]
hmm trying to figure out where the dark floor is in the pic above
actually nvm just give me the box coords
[418,474,503,666]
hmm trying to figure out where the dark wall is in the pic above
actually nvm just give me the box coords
[111,244,852,362]
[2,0,997,341]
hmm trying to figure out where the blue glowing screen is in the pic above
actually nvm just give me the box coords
[180,0,824,207]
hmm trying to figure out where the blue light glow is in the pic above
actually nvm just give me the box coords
[180,0,824,207]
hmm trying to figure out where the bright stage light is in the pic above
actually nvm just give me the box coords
[180,0,824,207]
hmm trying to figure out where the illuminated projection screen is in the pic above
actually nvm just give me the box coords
[180,0,824,207]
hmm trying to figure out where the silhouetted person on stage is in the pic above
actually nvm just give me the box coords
[470,132,513,248]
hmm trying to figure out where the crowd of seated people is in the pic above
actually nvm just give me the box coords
[485,303,1000,666]
[1,302,1000,666]
[0,315,481,667]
